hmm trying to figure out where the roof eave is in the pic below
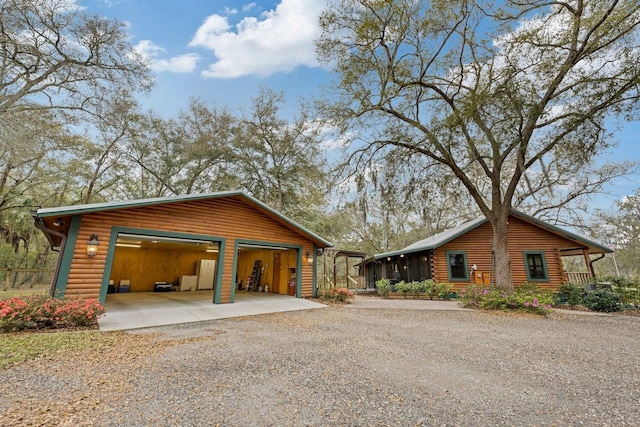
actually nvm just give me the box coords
[35,190,332,248]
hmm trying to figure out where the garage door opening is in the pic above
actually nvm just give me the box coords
[107,233,220,295]
[236,245,299,297]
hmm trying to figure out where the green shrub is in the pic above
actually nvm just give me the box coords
[408,281,425,298]
[435,282,453,300]
[582,289,622,312]
[600,276,640,306]
[421,279,436,299]
[375,278,391,298]
[0,295,104,332]
[394,281,411,298]
[557,282,586,307]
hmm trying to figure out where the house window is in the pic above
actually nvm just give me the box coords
[523,251,549,281]
[446,251,468,281]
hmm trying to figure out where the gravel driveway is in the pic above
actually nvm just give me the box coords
[1,297,639,426]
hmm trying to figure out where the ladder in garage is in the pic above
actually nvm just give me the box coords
[247,260,262,291]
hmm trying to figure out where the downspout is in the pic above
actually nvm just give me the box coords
[589,253,606,280]
[32,214,66,298]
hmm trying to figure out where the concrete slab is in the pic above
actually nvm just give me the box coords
[98,291,327,331]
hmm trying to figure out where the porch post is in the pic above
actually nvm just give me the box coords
[584,248,596,280]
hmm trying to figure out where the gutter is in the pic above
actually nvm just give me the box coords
[31,213,66,298]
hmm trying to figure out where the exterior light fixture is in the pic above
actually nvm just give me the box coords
[87,234,100,258]
[306,252,314,265]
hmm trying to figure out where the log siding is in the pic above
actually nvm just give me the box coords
[61,197,319,302]
[432,215,580,291]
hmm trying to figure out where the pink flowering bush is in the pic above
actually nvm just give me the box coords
[318,287,354,304]
[459,283,554,315]
[0,295,105,332]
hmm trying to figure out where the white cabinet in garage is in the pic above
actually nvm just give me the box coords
[196,259,216,290]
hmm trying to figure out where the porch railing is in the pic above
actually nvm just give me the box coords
[565,272,593,285]
[317,275,365,291]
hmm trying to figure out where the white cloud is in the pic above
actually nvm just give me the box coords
[243,3,257,12]
[188,0,327,78]
[134,40,200,73]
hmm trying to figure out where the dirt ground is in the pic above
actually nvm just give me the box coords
[1,299,639,426]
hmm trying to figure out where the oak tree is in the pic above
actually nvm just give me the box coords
[317,0,640,290]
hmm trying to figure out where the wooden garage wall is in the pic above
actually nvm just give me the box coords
[236,249,297,294]
[109,248,218,292]
[431,215,581,291]
[65,197,317,302]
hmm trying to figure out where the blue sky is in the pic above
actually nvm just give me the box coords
[85,0,331,117]
[80,0,638,206]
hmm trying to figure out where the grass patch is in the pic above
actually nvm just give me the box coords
[0,286,49,299]
[0,330,113,369]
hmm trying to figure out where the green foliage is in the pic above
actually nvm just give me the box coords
[393,281,411,298]
[460,284,554,315]
[557,283,587,307]
[435,282,454,300]
[375,278,391,297]
[599,276,640,307]
[557,281,626,312]
[0,295,104,332]
[318,288,353,304]
[594,190,640,278]
[422,279,436,299]
[582,289,622,313]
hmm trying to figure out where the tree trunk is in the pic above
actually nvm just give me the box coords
[490,213,514,292]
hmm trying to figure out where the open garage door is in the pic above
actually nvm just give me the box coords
[236,244,299,297]
[107,233,220,295]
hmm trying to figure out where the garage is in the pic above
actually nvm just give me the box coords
[32,190,332,305]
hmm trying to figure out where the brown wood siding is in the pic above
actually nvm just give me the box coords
[66,198,317,302]
[432,215,583,292]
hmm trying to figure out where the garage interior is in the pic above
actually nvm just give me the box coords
[107,234,299,297]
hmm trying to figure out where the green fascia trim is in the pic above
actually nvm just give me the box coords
[312,245,317,297]
[446,250,469,282]
[296,247,302,298]
[36,190,332,248]
[54,215,82,298]
[232,239,303,300]
[213,239,226,304]
[522,250,550,282]
[101,226,227,305]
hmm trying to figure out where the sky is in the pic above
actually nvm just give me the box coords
[85,0,331,117]
[78,0,639,207]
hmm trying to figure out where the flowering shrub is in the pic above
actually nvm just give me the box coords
[0,295,105,332]
[318,287,354,304]
[459,283,554,315]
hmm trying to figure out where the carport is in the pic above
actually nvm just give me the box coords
[99,290,327,331]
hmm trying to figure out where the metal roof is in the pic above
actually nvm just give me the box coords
[35,190,332,247]
[374,210,612,259]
